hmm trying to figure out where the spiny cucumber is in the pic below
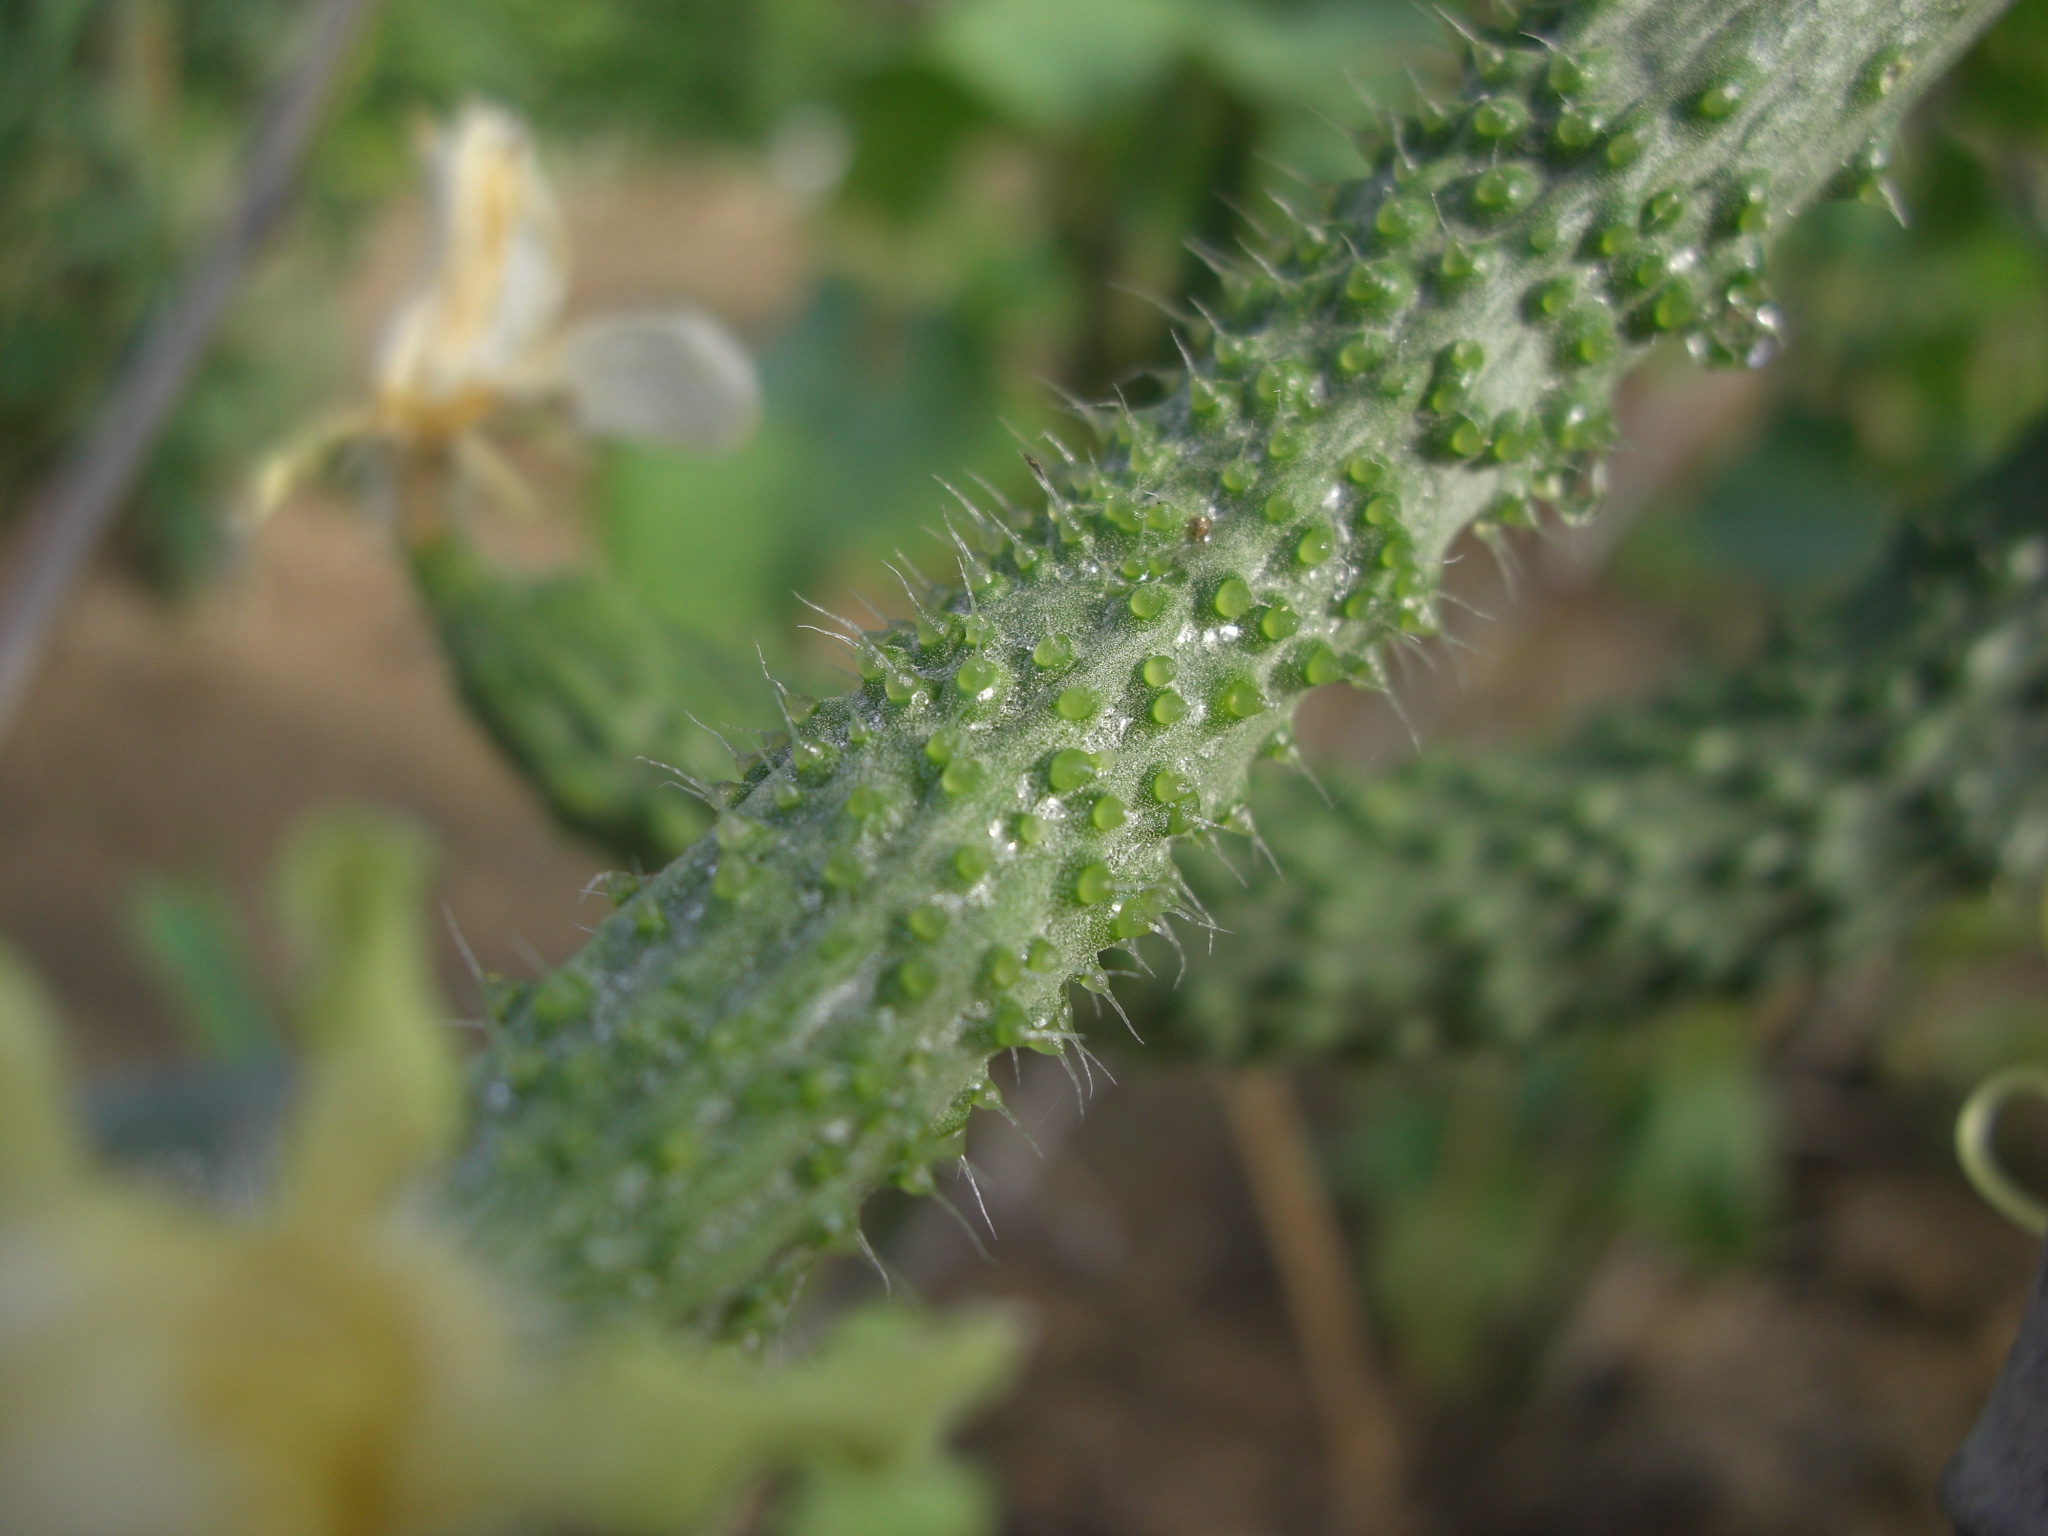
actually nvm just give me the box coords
[1145,417,2048,1060]
[451,0,2011,1335]
[412,535,770,866]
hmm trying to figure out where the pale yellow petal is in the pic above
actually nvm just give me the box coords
[244,408,377,527]
[275,812,458,1229]
[516,1308,1022,1534]
[556,309,761,451]
[0,946,85,1212]
[453,431,540,519]
[0,811,1019,1536]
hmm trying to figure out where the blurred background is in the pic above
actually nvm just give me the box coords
[7,0,2048,1531]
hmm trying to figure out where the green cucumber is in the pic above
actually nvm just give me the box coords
[412,535,771,865]
[1152,418,2048,1059]
[451,0,2012,1334]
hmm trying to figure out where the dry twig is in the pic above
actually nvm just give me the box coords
[1221,1068,1411,1536]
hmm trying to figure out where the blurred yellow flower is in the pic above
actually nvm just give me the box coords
[255,102,760,524]
[0,812,1014,1536]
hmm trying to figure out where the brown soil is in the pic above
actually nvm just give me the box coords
[0,506,611,1068]
[851,1058,2034,1536]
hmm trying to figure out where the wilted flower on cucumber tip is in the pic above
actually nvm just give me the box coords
[255,102,761,522]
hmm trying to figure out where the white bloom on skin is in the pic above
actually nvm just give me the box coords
[0,814,1015,1536]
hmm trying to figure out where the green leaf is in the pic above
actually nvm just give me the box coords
[779,1452,999,1536]
[600,285,1017,647]
[1622,1008,1777,1260]
[929,0,1184,130]
[599,429,806,638]
[1185,0,1429,113]
[129,877,275,1064]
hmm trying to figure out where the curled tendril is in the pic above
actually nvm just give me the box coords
[1958,1066,2048,1238]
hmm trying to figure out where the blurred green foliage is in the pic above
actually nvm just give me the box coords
[778,1449,999,1536]
[0,0,320,582]
[1326,1009,1776,1395]
[571,0,1437,667]
[13,0,2048,599]
[127,870,276,1061]
[1,0,1431,587]
[597,282,1028,651]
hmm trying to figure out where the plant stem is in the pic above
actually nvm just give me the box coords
[1222,1069,1409,1536]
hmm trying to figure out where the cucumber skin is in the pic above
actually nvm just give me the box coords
[451,0,2011,1335]
[1150,419,2048,1062]
[411,536,765,867]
